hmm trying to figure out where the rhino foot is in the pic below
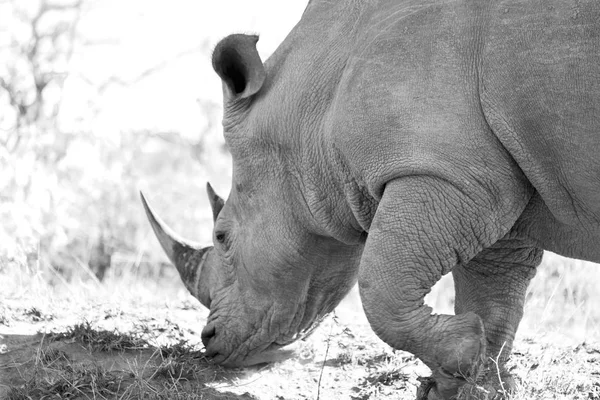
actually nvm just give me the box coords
[416,368,515,400]
[416,376,437,399]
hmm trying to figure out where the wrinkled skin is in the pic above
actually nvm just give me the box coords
[143,1,600,398]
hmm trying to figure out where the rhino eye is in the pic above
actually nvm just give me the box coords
[215,232,227,244]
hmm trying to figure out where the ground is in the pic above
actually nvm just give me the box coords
[1,254,599,399]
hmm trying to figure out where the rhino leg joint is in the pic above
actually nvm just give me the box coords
[404,312,488,400]
[430,313,487,394]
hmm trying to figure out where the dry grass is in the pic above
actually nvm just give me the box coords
[7,358,124,400]
[1,319,239,400]
[522,253,600,341]
[1,251,599,399]
[46,321,150,352]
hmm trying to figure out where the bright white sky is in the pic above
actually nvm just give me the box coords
[61,0,307,140]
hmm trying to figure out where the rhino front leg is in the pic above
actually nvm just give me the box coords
[358,176,530,400]
[451,238,541,398]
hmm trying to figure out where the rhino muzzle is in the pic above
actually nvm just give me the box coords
[140,187,220,308]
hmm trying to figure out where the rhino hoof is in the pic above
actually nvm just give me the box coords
[416,371,515,400]
[454,369,516,400]
[416,376,463,400]
[416,376,438,400]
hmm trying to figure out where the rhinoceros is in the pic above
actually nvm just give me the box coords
[141,0,600,398]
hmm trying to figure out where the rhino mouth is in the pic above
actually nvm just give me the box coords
[202,307,329,366]
[202,326,291,366]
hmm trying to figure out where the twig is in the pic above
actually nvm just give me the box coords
[93,43,208,94]
[489,341,508,397]
[316,318,335,400]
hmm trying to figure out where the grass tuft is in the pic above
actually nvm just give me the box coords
[38,346,71,366]
[154,340,210,382]
[46,321,150,352]
[7,362,123,400]
[24,307,54,322]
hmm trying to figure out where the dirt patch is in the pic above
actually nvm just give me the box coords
[0,331,257,400]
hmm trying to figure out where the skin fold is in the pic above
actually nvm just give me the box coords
[143,1,600,399]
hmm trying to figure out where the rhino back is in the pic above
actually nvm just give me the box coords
[324,0,530,230]
[479,0,600,260]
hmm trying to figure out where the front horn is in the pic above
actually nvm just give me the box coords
[140,192,212,305]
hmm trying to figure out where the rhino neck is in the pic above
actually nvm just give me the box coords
[256,1,370,245]
[294,142,375,246]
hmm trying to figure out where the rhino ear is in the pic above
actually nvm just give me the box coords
[206,182,225,222]
[212,34,265,100]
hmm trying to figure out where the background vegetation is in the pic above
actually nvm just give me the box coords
[0,0,236,282]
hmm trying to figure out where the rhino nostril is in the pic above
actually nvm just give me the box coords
[201,325,216,346]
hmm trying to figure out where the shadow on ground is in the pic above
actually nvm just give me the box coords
[0,333,257,399]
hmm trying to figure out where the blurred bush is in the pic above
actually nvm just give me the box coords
[0,0,229,281]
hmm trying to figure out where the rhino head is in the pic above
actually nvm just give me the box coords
[142,34,364,367]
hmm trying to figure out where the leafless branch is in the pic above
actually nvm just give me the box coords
[94,42,209,94]
[38,0,84,15]
[50,0,84,120]
[130,130,184,146]
[0,0,84,153]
